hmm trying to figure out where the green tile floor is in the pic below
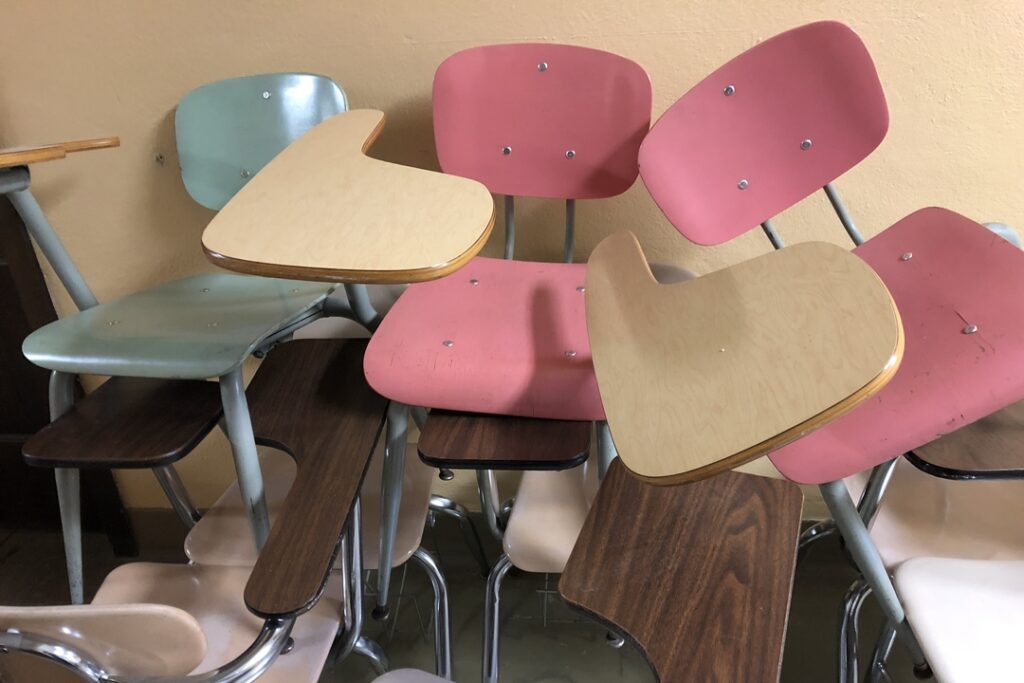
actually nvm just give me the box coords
[0,512,918,682]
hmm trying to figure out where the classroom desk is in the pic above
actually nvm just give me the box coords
[202,108,495,617]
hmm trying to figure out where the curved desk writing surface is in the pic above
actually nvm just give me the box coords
[560,460,803,682]
[0,137,120,169]
[202,109,496,285]
[585,232,904,486]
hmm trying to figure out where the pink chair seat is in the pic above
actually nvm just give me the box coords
[770,207,1024,484]
[364,256,603,420]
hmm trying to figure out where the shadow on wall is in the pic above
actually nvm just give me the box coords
[146,108,221,283]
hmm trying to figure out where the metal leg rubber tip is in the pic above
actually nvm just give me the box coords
[912,663,933,679]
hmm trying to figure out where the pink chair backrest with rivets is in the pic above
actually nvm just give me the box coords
[433,43,652,200]
[639,21,888,245]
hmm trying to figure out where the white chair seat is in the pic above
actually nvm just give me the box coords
[895,557,1024,683]
[844,458,1024,569]
[502,461,599,573]
[92,563,342,683]
[185,444,434,569]
[374,669,448,682]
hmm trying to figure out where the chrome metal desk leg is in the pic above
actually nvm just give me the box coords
[483,554,514,683]
[376,401,409,618]
[219,367,269,551]
[596,421,617,480]
[412,548,452,679]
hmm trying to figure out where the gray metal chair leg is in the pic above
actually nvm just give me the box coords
[219,367,270,551]
[429,494,491,575]
[411,547,453,679]
[54,468,83,604]
[483,554,514,683]
[49,371,83,604]
[376,402,410,619]
[821,481,930,676]
[839,578,871,683]
[153,465,202,528]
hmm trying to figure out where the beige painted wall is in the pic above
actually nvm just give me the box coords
[3,1,1022,515]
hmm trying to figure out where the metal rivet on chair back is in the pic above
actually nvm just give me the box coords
[639,21,888,246]
[432,43,652,199]
[175,73,348,210]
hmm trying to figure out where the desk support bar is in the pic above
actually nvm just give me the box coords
[343,284,382,332]
[5,172,99,312]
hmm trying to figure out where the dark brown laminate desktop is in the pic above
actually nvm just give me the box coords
[243,339,387,619]
[909,399,1024,479]
[418,409,591,470]
[22,378,222,469]
[559,461,803,682]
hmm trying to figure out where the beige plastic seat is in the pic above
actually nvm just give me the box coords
[894,557,1024,682]
[93,564,344,682]
[845,459,1024,568]
[501,462,599,574]
[186,443,433,570]
[0,564,342,682]
[375,670,449,682]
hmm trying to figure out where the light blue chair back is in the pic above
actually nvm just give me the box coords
[175,73,348,210]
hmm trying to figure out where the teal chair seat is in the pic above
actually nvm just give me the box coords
[23,274,331,379]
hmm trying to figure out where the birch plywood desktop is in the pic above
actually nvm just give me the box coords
[0,137,120,169]
[202,109,495,284]
[585,232,904,486]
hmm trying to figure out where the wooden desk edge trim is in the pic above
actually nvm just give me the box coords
[202,206,496,284]
[417,448,589,472]
[60,137,120,153]
[622,302,905,486]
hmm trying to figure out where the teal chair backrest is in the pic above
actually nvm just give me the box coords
[175,73,348,210]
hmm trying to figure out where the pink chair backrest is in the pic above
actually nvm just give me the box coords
[639,21,888,246]
[433,43,652,199]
